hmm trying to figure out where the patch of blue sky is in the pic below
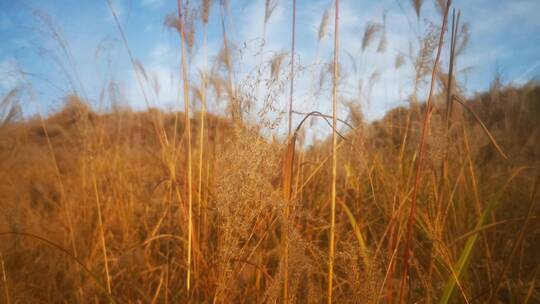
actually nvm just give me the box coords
[0,0,538,138]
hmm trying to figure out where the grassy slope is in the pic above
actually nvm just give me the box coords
[0,84,538,302]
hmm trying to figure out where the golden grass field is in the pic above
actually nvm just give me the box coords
[0,0,539,303]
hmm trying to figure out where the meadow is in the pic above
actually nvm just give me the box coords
[0,0,539,303]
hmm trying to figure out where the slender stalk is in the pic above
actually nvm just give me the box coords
[283,1,296,302]
[92,172,112,295]
[176,0,193,293]
[41,119,78,259]
[328,0,339,303]
[197,50,207,223]
[0,251,9,304]
[17,70,83,301]
[219,1,238,122]
[398,2,451,303]
[445,9,460,126]
[105,0,167,151]
[287,0,296,136]
[432,9,460,302]
[197,0,210,281]
[282,136,294,303]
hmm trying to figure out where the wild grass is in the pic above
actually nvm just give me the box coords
[0,0,539,303]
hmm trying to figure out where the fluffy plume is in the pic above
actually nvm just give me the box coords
[411,0,423,19]
[202,0,212,25]
[0,89,21,130]
[318,8,330,41]
[435,0,448,16]
[270,51,287,81]
[455,23,470,56]
[361,22,382,52]
[377,11,388,53]
[264,0,278,24]
[395,54,405,69]
[164,12,182,33]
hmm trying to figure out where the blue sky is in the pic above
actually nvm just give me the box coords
[1,0,539,137]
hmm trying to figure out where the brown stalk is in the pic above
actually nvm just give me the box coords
[452,94,509,160]
[14,69,84,300]
[398,1,451,303]
[0,251,9,304]
[431,9,460,302]
[288,0,297,136]
[292,110,355,134]
[176,0,194,293]
[445,9,460,126]
[328,0,339,303]
[280,109,349,303]
[92,172,112,294]
[283,1,296,301]
[219,1,239,123]
[197,0,211,285]
[282,132,295,302]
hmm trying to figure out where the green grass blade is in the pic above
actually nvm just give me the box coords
[439,168,527,304]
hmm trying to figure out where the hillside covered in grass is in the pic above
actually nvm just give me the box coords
[2,0,540,302]
[0,82,538,303]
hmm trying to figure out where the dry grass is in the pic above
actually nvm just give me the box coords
[1,1,539,303]
[1,78,540,304]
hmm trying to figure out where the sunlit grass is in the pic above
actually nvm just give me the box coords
[0,0,539,303]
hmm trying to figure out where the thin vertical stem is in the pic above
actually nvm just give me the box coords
[0,251,10,304]
[398,1,451,303]
[176,0,193,293]
[283,1,296,302]
[105,0,167,151]
[219,1,238,122]
[287,0,296,137]
[328,0,339,303]
[445,9,460,128]
[92,172,112,295]
[197,1,210,293]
